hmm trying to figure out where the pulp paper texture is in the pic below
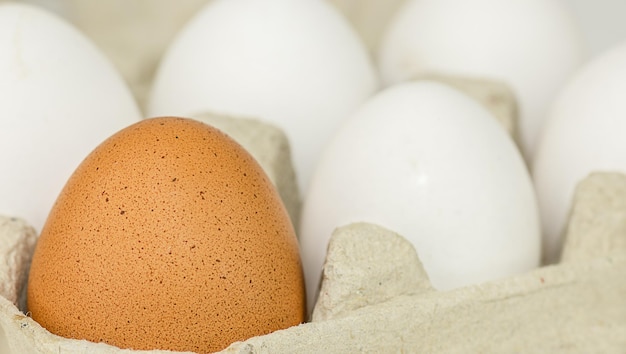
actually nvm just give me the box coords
[311,222,431,322]
[0,218,37,308]
[0,327,8,354]
[562,172,626,262]
[0,217,37,354]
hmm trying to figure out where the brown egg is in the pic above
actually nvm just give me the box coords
[27,117,306,353]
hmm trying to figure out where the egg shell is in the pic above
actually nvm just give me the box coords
[26,117,306,353]
[0,3,141,232]
[192,112,301,230]
[377,0,586,160]
[147,0,379,193]
[300,81,540,311]
[533,41,626,263]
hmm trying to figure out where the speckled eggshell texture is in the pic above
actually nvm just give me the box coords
[26,117,306,353]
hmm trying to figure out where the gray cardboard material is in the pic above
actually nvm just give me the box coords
[0,216,37,354]
[561,172,626,263]
[311,222,431,322]
[224,254,626,353]
[0,217,37,309]
[0,326,8,354]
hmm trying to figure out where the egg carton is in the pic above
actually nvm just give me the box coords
[2,170,626,353]
[1,83,625,353]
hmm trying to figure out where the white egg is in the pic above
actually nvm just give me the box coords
[533,41,626,263]
[378,0,586,161]
[0,3,141,232]
[147,0,379,193]
[300,81,540,310]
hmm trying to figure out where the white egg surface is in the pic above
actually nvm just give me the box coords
[300,81,541,310]
[0,3,141,232]
[148,0,379,193]
[378,0,586,161]
[533,41,626,263]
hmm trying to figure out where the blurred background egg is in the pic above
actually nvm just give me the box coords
[147,0,379,194]
[377,0,587,161]
[1,1,623,115]
[300,81,541,310]
[27,117,305,353]
[0,0,383,111]
[0,3,140,233]
[533,41,626,263]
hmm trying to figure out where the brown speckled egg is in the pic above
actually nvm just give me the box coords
[27,117,306,353]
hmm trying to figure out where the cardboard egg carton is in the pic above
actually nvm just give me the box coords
[2,172,626,353]
[1,85,625,353]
